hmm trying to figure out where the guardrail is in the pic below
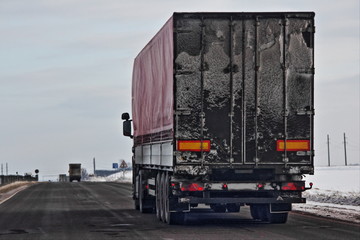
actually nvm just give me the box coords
[0,175,38,186]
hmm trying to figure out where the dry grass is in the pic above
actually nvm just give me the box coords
[0,181,36,194]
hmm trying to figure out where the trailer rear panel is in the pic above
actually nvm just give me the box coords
[174,12,314,171]
[132,12,314,174]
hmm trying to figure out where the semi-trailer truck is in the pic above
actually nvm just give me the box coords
[122,12,315,224]
[68,164,81,182]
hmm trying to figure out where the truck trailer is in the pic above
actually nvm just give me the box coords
[68,164,81,182]
[122,12,315,224]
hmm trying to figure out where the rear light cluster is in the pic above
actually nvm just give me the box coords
[180,183,204,191]
[281,182,305,191]
[172,181,307,192]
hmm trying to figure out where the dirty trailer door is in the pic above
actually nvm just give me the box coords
[174,13,314,167]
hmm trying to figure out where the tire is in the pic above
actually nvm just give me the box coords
[211,204,227,213]
[163,172,185,225]
[155,173,162,220]
[250,204,267,221]
[134,199,140,210]
[226,203,240,213]
[250,205,260,220]
[160,172,166,222]
[265,204,288,224]
[139,171,153,213]
[134,173,140,210]
[168,212,186,225]
[258,205,269,221]
[268,212,288,224]
[252,204,288,224]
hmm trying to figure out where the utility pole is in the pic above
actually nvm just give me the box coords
[6,163,8,175]
[343,133,348,166]
[1,163,3,175]
[93,157,96,175]
[327,135,331,167]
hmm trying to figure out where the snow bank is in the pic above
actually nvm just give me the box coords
[304,166,360,192]
[302,166,360,206]
[87,166,360,223]
[294,165,360,223]
[87,170,132,183]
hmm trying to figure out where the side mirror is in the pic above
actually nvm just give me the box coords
[122,112,133,138]
[123,120,132,138]
[122,112,130,120]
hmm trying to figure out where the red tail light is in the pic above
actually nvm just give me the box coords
[281,182,305,191]
[180,183,204,191]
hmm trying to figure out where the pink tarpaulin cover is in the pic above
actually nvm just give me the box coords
[132,17,174,137]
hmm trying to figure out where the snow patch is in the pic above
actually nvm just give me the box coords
[296,165,360,223]
[87,170,132,183]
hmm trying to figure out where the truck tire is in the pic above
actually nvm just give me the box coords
[160,172,166,221]
[139,170,153,213]
[155,173,162,220]
[250,205,260,220]
[163,172,185,225]
[227,203,240,212]
[264,205,288,224]
[252,204,288,223]
[211,204,227,213]
[134,172,140,210]
[134,199,140,210]
[268,212,288,224]
[250,204,268,221]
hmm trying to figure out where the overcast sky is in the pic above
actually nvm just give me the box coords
[0,0,359,178]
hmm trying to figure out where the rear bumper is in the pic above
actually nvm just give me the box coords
[178,196,306,204]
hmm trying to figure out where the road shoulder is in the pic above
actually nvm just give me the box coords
[0,182,37,205]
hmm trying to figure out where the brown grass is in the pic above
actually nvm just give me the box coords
[0,181,36,194]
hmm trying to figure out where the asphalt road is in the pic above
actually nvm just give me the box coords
[0,182,359,240]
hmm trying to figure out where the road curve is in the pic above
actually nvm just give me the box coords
[0,182,359,240]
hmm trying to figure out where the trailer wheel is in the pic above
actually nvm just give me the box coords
[211,204,227,213]
[250,205,260,220]
[264,205,288,224]
[226,203,240,213]
[155,172,162,220]
[251,204,288,223]
[163,172,185,225]
[134,199,140,210]
[268,212,288,224]
[139,170,153,213]
[250,204,268,221]
[160,172,166,221]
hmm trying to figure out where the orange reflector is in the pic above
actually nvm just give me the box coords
[276,140,310,151]
[177,140,211,152]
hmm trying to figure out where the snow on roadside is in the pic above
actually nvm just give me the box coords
[88,166,360,223]
[293,165,360,223]
[87,170,132,183]
[293,201,360,224]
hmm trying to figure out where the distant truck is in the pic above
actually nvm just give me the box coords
[122,12,315,224]
[68,164,81,182]
[59,174,67,182]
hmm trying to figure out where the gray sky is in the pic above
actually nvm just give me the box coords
[0,0,359,178]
